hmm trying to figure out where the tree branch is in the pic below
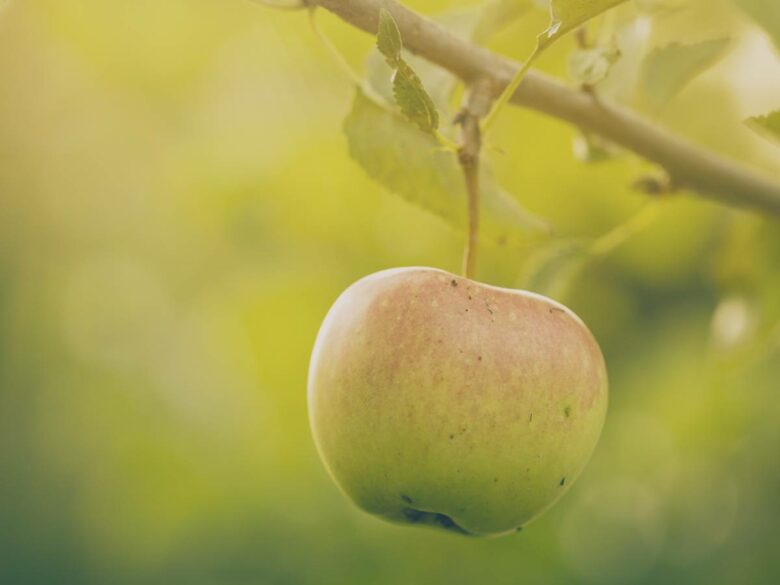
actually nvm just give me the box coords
[314,0,780,215]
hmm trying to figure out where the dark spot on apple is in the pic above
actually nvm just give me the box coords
[436,515,462,531]
[528,413,533,422]
[468,295,472,300]
[437,338,443,344]
[564,405,572,417]
[449,434,455,440]
[404,508,421,522]
[401,494,413,504]
[560,477,566,486]
[477,356,482,361]
[516,526,523,532]
[493,477,498,483]
[526,467,531,472]
[465,308,469,312]
[451,279,458,287]
[549,307,565,314]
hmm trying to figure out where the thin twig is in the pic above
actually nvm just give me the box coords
[482,46,539,132]
[308,7,365,88]
[311,0,780,216]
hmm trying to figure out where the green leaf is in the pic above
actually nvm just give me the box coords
[343,90,551,244]
[373,9,440,133]
[540,0,629,49]
[640,38,731,111]
[366,0,534,116]
[503,0,628,123]
[366,50,455,115]
[746,109,780,145]
[377,8,402,65]
[391,61,439,133]
[731,0,780,52]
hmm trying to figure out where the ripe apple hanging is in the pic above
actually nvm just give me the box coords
[308,267,608,537]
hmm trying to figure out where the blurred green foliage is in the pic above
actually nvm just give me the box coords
[0,0,779,584]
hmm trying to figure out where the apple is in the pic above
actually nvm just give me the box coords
[308,267,607,537]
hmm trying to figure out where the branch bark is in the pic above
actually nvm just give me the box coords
[314,0,780,215]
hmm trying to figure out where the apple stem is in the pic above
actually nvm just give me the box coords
[457,80,493,280]
[459,148,480,280]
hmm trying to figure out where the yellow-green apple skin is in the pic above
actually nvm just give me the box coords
[308,267,608,537]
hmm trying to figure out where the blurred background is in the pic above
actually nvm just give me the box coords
[1,0,779,583]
